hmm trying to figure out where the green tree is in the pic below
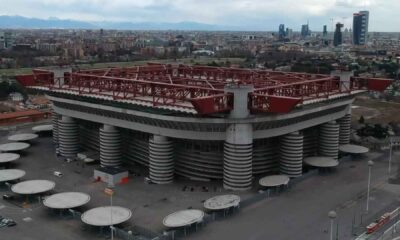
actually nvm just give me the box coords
[207,61,220,67]
[359,115,365,124]
[0,81,10,100]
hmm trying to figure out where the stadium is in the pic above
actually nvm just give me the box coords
[16,64,392,190]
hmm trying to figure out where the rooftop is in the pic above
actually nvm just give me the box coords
[16,64,392,115]
[0,109,45,120]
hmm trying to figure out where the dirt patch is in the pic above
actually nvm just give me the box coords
[352,97,400,124]
[0,103,14,113]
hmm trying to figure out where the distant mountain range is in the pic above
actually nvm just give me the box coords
[0,15,248,31]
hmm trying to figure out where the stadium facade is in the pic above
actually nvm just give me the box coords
[17,64,392,190]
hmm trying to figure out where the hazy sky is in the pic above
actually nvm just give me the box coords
[0,0,398,31]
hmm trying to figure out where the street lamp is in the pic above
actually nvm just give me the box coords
[328,210,337,240]
[366,160,374,213]
[389,139,393,179]
[105,184,115,240]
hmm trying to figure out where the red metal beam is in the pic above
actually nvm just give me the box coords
[190,94,233,115]
[16,64,393,115]
[249,94,302,113]
[356,77,392,92]
[15,74,35,86]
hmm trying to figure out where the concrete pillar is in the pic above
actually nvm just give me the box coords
[319,121,340,160]
[280,132,303,177]
[149,135,174,184]
[224,123,253,190]
[52,110,60,145]
[51,67,72,86]
[223,85,253,191]
[58,116,79,158]
[99,125,122,167]
[338,105,352,145]
[338,114,351,145]
[225,85,253,119]
[331,70,353,92]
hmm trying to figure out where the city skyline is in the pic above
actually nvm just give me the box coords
[0,0,399,31]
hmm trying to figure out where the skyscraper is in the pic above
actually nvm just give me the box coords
[286,28,293,40]
[333,23,344,47]
[323,25,328,38]
[279,24,286,41]
[322,25,329,46]
[353,11,369,45]
[301,24,310,38]
[0,32,5,50]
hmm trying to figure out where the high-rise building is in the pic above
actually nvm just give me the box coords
[4,31,14,49]
[286,28,293,40]
[353,11,369,45]
[279,24,286,41]
[322,25,329,46]
[333,23,344,47]
[0,32,5,50]
[301,24,310,38]
[323,25,328,37]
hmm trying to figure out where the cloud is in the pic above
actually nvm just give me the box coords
[335,0,377,8]
[0,0,398,31]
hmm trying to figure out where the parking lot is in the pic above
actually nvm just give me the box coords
[0,123,249,240]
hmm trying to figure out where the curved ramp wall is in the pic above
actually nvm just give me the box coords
[99,125,122,167]
[319,121,340,160]
[279,132,303,177]
[149,135,174,184]
[338,114,351,145]
[58,116,79,158]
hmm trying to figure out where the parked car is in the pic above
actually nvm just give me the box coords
[2,194,14,200]
[0,218,16,227]
[5,219,16,227]
[65,158,75,163]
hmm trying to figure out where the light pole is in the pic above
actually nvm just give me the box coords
[389,139,393,179]
[366,160,374,213]
[105,184,115,240]
[328,210,337,240]
[110,187,113,240]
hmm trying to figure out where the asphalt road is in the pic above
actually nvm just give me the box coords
[190,152,400,240]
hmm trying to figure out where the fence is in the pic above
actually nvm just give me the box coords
[114,227,151,240]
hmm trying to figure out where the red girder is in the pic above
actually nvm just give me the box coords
[249,94,303,113]
[52,72,225,110]
[16,63,393,115]
[352,77,392,91]
[190,94,233,115]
